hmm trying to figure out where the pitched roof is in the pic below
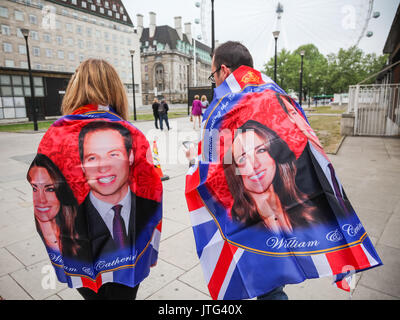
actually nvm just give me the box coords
[47,0,133,26]
[140,25,211,54]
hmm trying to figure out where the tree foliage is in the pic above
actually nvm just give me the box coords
[264,44,387,98]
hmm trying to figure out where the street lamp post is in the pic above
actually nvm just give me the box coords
[21,28,38,131]
[130,50,137,121]
[187,64,190,115]
[308,73,312,108]
[211,0,216,92]
[299,50,305,107]
[272,31,280,83]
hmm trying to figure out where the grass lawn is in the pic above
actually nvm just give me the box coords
[303,105,347,114]
[132,109,188,122]
[308,115,343,154]
[0,120,54,132]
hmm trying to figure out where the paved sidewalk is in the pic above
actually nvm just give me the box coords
[0,117,399,300]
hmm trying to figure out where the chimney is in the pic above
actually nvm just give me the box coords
[149,11,156,38]
[174,16,182,40]
[184,22,192,44]
[136,14,143,38]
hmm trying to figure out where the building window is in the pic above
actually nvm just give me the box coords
[66,23,73,32]
[43,33,51,42]
[29,14,38,25]
[68,52,75,61]
[3,42,12,53]
[5,60,14,68]
[18,45,27,54]
[0,6,8,18]
[57,50,64,59]
[56,35,63,45]
[1,25,10,36]
[14,10,24,21]
[16,28,23,38]
[30,31,39,40]
[33,47,40,56]
[155,64,164,92]
[0,74,45,119]
[46,49,53,58]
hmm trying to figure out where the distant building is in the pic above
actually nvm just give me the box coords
[380,3,400,84]
[0,0,141,121]
[137,12,212,105]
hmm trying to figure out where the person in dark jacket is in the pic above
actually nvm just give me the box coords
[152,98,160,129]
[158,99,171,130]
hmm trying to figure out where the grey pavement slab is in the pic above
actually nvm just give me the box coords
[0,120,399,300]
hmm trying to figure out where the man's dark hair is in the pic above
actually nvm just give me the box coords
[78,121,133,163]
[212,41,253,71]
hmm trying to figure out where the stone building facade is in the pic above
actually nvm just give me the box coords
[137,12,212,105]
[0,0,141,120]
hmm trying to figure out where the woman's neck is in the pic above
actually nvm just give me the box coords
[37,219,60,250]
[250,186,293,233]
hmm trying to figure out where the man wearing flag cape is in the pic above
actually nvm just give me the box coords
[185,41,382,300]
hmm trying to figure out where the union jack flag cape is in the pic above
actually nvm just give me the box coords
[27,105,162,292]
[185,66,382,300]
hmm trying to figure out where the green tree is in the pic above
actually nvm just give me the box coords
[325,46,388,93]
[264,44,328,101]
[264,44,387,97]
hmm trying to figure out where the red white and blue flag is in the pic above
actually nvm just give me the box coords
[185,66,382,300]
[28,106,162,292]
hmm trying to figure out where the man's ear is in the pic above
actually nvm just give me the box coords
[129,150,134,166]
[221,64,232,80]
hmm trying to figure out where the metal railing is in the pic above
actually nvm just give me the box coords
[348,84,400,136]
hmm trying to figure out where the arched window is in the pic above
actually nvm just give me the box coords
[154,63,164,92]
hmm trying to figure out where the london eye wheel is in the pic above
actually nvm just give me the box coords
[202,0,379,68]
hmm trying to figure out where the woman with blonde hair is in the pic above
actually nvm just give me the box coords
[61,59,129,120]
[28,59,163,300]
[201,95,209,109]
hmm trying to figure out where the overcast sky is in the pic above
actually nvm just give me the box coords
[122,0,399,70]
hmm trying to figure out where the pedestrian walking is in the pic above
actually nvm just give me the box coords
[201,95,209,111]
[152,98,160,129]
[191,95,202,129]
[26,59,163,300]
[158,99,171,130]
